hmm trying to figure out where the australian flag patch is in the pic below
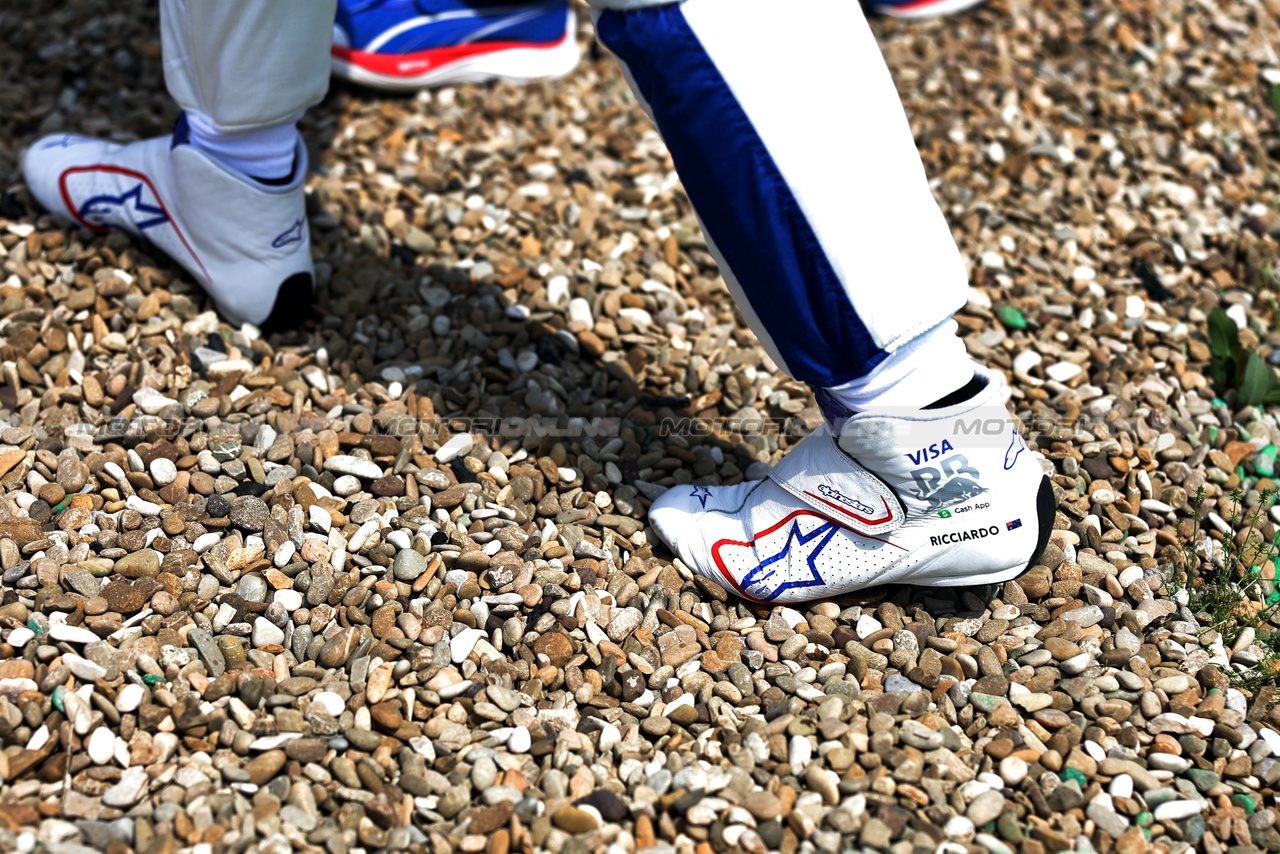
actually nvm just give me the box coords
[1006,518,1022,531]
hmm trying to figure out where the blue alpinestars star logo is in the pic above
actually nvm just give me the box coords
[272,218,305,248]
[79,183,168,232]
[740,519,835,602]
[690,486,712,509]
[1004,429,1025,471]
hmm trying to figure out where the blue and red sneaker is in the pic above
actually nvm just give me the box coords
[332,0,580,90]
[867,0,987,19]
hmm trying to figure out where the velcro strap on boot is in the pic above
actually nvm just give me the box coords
[767,426,905,537]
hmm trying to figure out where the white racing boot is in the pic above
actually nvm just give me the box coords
[22,116,315,331]
[647,366,1055,603]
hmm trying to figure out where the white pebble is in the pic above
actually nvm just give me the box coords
[125,495,161,516]
[323,455,383,480]
[451,628,486,663]
[213,603,238,632]
[7,627,34,649]
[273,541,296,568]
[116,684,145,713]
[88,727,116,764]
[308,505,332,533]
[435,433,474,464]
[567,297,593,328]
[1147,753,1189,773]
[193,532,221,553]
[546,275,570,306]
[26,725,49,751]
[508,725,531,754]
[618,307,652,329]
[598,723,621,753]
[1109,774,1133,799]
[1045,362,1083,383]
[273,590,303,611]
[63,653,107,681]
[999,756,1027,786]
[788,734,811,776]
[48,623,99,645]
[251,733,301,750]
[943,816,976,841]
[1059,652,1093,675]
[313,692,345,716]
[347,520,378,553]
[252,617,285,647]
[149,458,177,486]
[135,393,178,415]
[1227,303,1248,329]
[333,475,362,497]
[1012,349,1042,375]
[1154,801,1204,821]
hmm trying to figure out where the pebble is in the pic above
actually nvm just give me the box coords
[115,684,144,713]
[87,727,115,764]
[252,617,285,647]
[48,623,100,644]
[323,455,383,480]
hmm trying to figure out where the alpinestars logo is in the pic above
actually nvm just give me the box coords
[713,510,907,603]
[713,511,839,602]
[736,517,836,602]
[272,218,305,248]
[397,59,434,73]
[42,136,88,150]
[1004,429,1027,470]
[814,484,875,516]
[78,183,169,232]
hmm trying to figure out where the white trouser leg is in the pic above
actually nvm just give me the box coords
[591,0,974,403]
[160,0,336,133]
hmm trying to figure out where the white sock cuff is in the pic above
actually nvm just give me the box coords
[186,112,301,180]
[824,319,976,411]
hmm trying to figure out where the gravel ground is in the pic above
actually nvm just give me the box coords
[3,1,1280,853]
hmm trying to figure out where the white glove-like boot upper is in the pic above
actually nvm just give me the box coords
[22,118,315,330]
[648,366,1054,603]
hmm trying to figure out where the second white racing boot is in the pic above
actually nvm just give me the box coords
[647,365,1055,603]
[22,115,315,331]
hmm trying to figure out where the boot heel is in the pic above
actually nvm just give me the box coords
[1026,476,1056,570]
[260,272,315,334]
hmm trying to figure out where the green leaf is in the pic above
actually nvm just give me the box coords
[1210,361,1231,392]
[1272,83,1280,121]
[1209,307,1239,359]
[1240,351,1275,407]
